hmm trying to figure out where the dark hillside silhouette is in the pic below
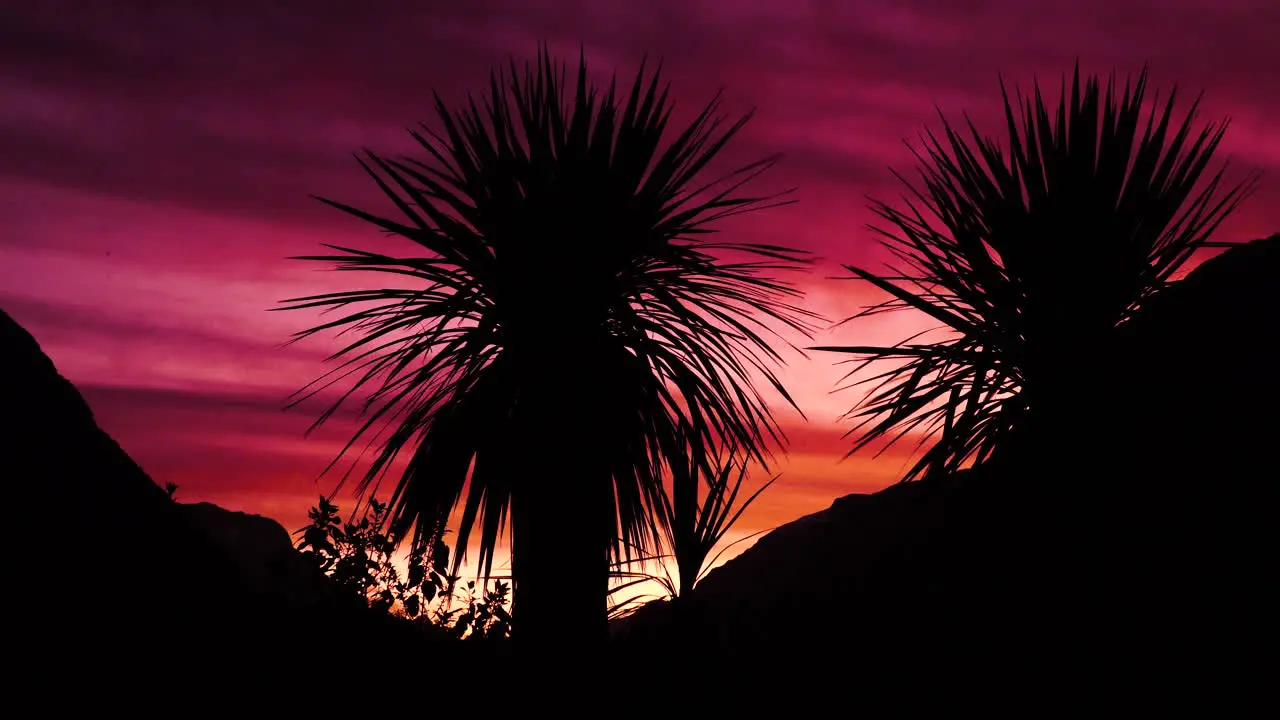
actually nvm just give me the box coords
[615,234,1280,711]
[0,308,494,706]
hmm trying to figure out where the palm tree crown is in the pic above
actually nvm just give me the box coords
[816,65,1255,481]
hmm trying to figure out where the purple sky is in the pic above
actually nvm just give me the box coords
[2,0,1275,535]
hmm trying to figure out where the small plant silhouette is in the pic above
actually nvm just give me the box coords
[609,443,777,618]
[294,496,511,640]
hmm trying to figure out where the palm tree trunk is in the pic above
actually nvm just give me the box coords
[508,361,613,677]
[510,464,611,648]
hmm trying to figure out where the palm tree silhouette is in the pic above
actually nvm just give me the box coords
[278,49,818,659]
[815,66,1255,481]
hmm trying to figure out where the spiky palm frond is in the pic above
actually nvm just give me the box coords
[815,65,1255,481]
[278,48,819,579]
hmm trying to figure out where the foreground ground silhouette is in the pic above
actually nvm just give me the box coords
[3,234,1275,712]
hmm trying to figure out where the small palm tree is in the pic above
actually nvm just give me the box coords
[666,442,778,599]
[815,66,1255,481]
[608,442,778,617]
[278,48,818,655]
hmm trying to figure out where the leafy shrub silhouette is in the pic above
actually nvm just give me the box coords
[295,496,511,640]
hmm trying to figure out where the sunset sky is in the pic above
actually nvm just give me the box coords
[2,0,1276,556]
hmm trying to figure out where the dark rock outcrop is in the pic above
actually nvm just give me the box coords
[179,502,300,582]
[177,501,359,613]
[617,235,1280,711]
